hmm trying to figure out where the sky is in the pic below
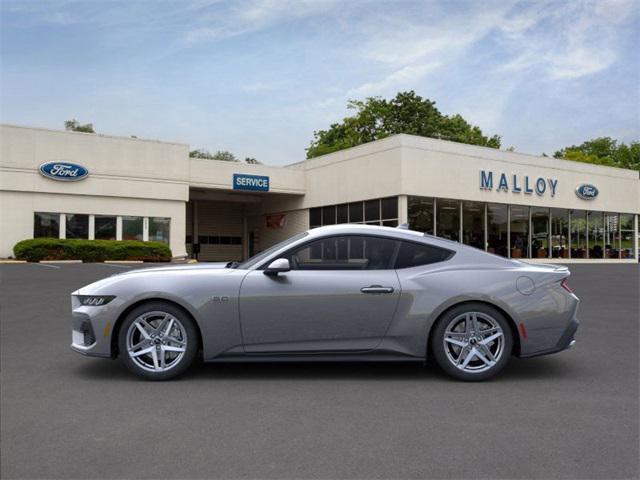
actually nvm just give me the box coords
[1,0,639,165]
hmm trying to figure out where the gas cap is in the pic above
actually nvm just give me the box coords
[516,276,535,295]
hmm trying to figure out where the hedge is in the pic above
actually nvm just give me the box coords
[13,238,172,262]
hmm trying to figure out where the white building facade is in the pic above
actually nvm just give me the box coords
[1,124,638,262]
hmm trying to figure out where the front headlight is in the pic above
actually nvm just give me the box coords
[76,295,116,306]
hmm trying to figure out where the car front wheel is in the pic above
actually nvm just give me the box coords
[431,303,513,381]
[118,301,198,380]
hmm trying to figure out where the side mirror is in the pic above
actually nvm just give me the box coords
[264,258,290,275]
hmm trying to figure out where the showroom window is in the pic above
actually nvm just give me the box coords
[34,212,60,238]
[462,201,484,250]
[531,207,550,258]
[66,214,89,239]
[570,210,587,259]
[487,203,508,257]
[603,213,619,259]
[149,217,170,244]
[95,215,117,240]
[551,209,570,259]
[408,197,434,235]
[509,206,529,258]
[122,216,143,241]
[588,211,604,259]
[620,214,636,259]
[436,199,460,242]
[309,197,399,228]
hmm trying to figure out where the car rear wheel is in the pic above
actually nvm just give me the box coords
[431,303,513,381]
[118,302,198,380]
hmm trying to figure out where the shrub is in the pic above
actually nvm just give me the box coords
[13,238,172,262]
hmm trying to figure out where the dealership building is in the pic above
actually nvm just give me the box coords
[1,124,638,262]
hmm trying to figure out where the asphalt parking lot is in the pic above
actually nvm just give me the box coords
[0,263,638,479]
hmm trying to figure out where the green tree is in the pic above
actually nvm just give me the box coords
[244,157,262,164]
[306,91,501,158]
[189,149,239,162]
[64,119,94,133]
[554,137,640,171]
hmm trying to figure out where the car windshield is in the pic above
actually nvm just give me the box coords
[235,232,309,269]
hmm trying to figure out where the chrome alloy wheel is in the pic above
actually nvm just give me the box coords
[125,311,187,373]
[443,312,505,373]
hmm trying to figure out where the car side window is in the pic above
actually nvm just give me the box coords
[285,236,398,271]
[395,241,453,268]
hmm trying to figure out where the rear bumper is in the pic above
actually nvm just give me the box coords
[520,316,579,358]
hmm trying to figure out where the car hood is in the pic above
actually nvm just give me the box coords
[73,262,238,295]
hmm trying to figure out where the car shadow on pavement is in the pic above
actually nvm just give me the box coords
[74,355,578,383]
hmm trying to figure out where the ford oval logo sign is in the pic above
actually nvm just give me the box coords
[575,184,598,200]
[39,161,89,182]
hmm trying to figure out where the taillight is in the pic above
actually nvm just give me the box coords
[561,278,572,293]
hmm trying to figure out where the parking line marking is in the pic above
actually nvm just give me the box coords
[34,263,61,269]
[95,263,132,269]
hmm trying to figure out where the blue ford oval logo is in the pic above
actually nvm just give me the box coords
[39,161,89,182]
[575,184,598,200]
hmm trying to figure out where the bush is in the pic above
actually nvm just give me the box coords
[13,238,172,262]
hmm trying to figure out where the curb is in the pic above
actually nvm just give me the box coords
[103,260,144,264]
[40,260,82,264]
[0,259,27,264]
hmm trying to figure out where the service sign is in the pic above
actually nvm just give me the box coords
[39,161,89,182]
[575,184,598,200]
[233,173,269,192]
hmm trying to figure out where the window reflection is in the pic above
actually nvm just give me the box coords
[531,208,550,258]
[462,201,484,249]
[408,197,434,234]
[436,199,460,241]
[510,206,529,258]
[588,211,604,258]
[487,204,508,257]
[34,212,60,238]
[551,209,569,259]
[603,213,619,259]
[620,214,635,259]
[571,210,587,258]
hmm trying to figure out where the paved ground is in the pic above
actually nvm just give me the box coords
[0,263,638,479]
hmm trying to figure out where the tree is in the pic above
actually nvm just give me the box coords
[554,137,640,171]
[306,91,501,158]
[244,157,262,164]
[64,119,94,133]
[189,149,239,162]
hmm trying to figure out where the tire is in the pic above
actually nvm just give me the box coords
[118,301,199,380]
[430,303,513,381]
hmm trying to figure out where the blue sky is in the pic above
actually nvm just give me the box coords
[2,0,639,165]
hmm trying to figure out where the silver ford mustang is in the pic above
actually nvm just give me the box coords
[71,224,579,381]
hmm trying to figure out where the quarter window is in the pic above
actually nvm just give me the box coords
[395,241,453,268]
[285,235,398,270]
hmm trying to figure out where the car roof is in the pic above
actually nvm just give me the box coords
[306,224,452,246]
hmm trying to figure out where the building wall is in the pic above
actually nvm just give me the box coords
[0,124,189,258]
[247,208,309,255]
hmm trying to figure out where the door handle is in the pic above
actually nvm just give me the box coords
[360,285,394,294]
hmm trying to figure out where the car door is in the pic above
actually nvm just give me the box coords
[239,235,401,353]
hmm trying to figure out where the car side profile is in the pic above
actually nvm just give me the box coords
[71,224,579,381]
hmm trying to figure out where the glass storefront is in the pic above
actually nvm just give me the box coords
[34,212,60,238]
[436,199,460,242]
[462,201,484,249]
[551,209,570,259]
[95,215,117,240]
[531,207,550,258]
[149,217,170,244]
[65,214,89,239]
[405,196,637,260]
[408,197,434,234]
[509,206,529,259]
[122,216,143,241]
[309,197,399,228]
[487,203,508,257]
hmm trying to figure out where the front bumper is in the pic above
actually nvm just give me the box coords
[70,298,121,358]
